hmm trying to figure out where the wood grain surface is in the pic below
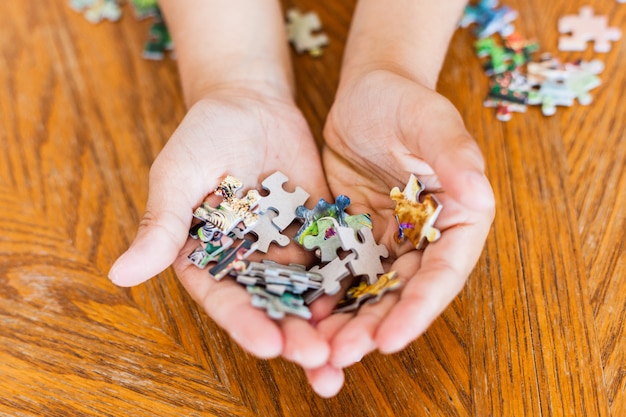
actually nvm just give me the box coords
[0,1,624,416]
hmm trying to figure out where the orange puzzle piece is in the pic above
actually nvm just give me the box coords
[390,174,443,250]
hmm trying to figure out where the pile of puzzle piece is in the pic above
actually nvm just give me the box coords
[459,1,622,121]
[69,1,328,59]
[187,172,442,320]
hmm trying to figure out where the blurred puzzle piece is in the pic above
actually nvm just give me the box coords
[558,7,621,52]
[286,8,329,56]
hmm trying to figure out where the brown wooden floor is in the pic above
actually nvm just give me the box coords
[1,1,624,416]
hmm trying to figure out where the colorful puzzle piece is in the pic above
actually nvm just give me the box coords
[333,271,402,314]
[558,7,621,52]
[294,195,351,244]
[527,61,602,116]
[459,0,517,39]
[129,0,159,19]
[286,8,329,56]
[301,213,372,263]
[143,8,174,60]
[390,174,442,250]
[193,175,260,235]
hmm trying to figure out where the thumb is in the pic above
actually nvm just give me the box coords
[403,96,494,211]
[428,134,495,212]
[108,177,194,287]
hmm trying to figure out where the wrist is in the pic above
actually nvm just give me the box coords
[183,60,295,107]
[159,0,295,107]
[339,0,467,91]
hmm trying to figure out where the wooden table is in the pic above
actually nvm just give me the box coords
[1,1,624,416]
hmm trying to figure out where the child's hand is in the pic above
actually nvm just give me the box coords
[305,69,495,397]
[108,86,333,370]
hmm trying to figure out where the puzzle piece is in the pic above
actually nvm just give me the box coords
[188,226,235,269]
[483,71,529,122]
[236,260,322,295]
[558,7,621,52]
[257,171,309,231]
[294,195,351,244]
[286,8,329,56]
[527,62,602,116]
[336,225,388,285]
[129,0,159,19]
[248,210,290,253]
[459,0,517,39]
[301,217,343,263]
[248,286,312,320]
[333,271,402,313]
[143,8,174,60]
[304,253,356,304]
[208,239,258,280]
[193,175,260,235]
[390,174,443,250]
[70,0,121,23]
[301,214,373,263]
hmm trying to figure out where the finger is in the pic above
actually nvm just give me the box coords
[175,256,285,358]
[304,364,345,398]
[329,296,395,368]
[402,99,495,212]
[375,212,491,353]
[281,317,330,369]
[108,159,206,287]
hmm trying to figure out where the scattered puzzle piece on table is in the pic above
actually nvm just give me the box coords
[257,171,309,231]
[333,271,402,314]
[70,0,121,23]
[143,8,174,60]
[248,286,312,320]
[527,59,603,116]
[390,174,442,250]
[129,0,159,19]
[483,70,529,122]
[459,0,517,39]
[558,7,621,52]
[286,8,329,56]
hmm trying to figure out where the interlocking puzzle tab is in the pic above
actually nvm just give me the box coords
[390,174,442,250]
[286,8,329,57]
[558,7,622,53]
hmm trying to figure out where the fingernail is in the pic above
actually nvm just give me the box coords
[107,251,128,284]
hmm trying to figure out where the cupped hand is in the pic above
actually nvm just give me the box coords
[108,86,333,369]
[305,69,495,396]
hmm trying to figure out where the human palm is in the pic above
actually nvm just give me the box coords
[110,89,333,368]
[305,70,495,393]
